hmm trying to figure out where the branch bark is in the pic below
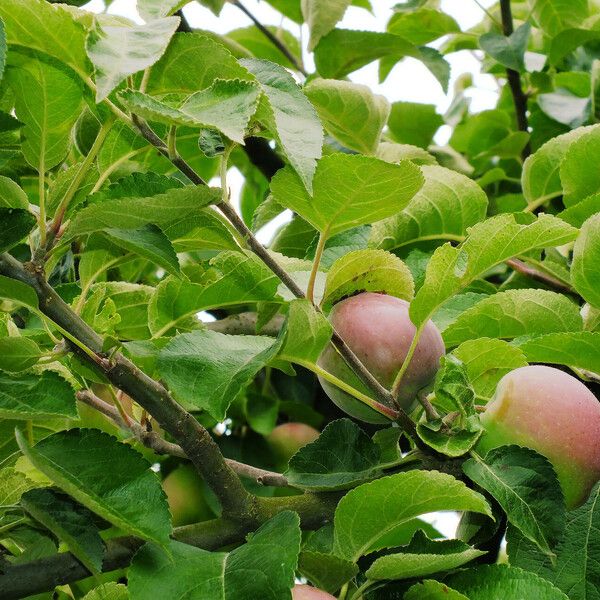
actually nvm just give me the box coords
[129,116,426,449]
[499,0,531,159]
[0,493,338,599]
[0,253,253,518]
[76,389,289,487]
[506,258,576,295]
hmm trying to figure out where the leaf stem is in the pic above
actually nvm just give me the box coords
[48,116,115,246]
[307,231,326,304]
[37,160,46,248]
[391,326,423,398]
[304,361,398,420]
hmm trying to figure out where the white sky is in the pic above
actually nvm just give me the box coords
[83,0,499,538]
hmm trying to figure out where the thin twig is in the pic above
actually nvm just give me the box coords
[417,390,440,421]
[0,253,253,518]
[232,0,307,75]
[76,389,289,487]
[130,116,427,451]
[499,0,531,159]
[505,258,575,294]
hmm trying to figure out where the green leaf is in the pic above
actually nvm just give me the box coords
[302,0,352,51]
[0,467,36,506]
[86,17,180,101]
[240,58,323,194]
[387,8,460,45]
[0,208,36,254]
[521,125,594,210]
[0,176,29,209]
[119,79,261,144]
[298,550,358,594]
[103,224,180,277]
[82,583,129,600]
[528,0,589,37]
[376,142,437,165]
[322,249,414,309]
[0,274,38,311]
[16,428,171,548]
[366,531,485,580]
[465,446,565,559]
[549,28,600,64]
[0,371,77,419]
[137,0,188,20]
[63,185,221,241]
[0,336,41,372]
[507,481,600,600]
[148,33,253,95]
[452,338,528,400]
[21,487,104,574]
[387,101,443,149]
[278,299,332,366]
[304,79,389,154]
[285,419,381,490]
[6,54,83,170]
[560,126,600,206]
[446,564,569,599]
[558,192,600,227]
[158,330,280,420]
[515,331,600,373]
[227,25,301,70]
[443,289,583,348]
[409,214,578,327]
[573,213,600,308]
[305,225,371,269]
[333,470,491,561]
[370,165,488,251]
[404,580,469,600]
[148,251,277,337]
[314,29,417,79]
[0,0,90,78]
[270,153,423,238]
[129,511,301,599]
[479,23,530,72]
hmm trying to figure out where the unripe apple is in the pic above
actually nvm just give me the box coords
[478,365,600,508]
[162,464,215,526]
[317,292,445,423]
[267,423,320,466]
[292,584,336,599]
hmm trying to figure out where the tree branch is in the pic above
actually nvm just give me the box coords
[499,0,531,159]
[129,116,427,449]
[0,493,339,599]
[0,253,253,518]
[231,0,307,76]
[505,258,576,295]
[76,389,289,488]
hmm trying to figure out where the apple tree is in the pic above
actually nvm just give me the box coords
[0,0,599,598]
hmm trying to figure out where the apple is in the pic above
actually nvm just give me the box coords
[478,365,600,508]
[317,292,445,423]
[292,584,336,599]
[162,464,215,526]
[267,423,320,466]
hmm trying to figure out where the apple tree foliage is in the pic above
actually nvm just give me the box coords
[0,0,598,598]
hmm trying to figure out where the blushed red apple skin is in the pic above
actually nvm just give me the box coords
[478,365,600,508]
[267,423,320,465]
[292,584,336,599]
[317,292,445,423]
